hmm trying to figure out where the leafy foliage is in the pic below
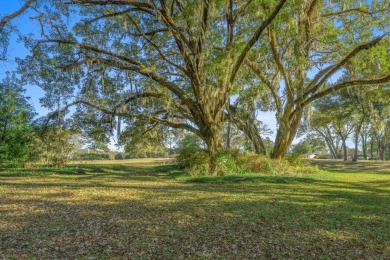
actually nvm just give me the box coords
[31,126,83,167]
[72,152,109,160]
[0,74,36,165]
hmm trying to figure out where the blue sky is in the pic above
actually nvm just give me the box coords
[0,0,49,116]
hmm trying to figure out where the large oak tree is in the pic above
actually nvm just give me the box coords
[20,0,390,162]
[22,0,287,159]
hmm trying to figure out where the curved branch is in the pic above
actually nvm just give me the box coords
[302,73,390,107]
[37,40,198,114]
[125,14,189,76]
[302,34,388,99]
[246,60,282,114]
[0,0,35,32]
[322,8,388,18]
[229,0,287,85]
[47,97,200,135]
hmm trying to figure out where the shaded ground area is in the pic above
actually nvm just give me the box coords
[309,159,390,173]
[0,161,389,259]
[68,157,177,166]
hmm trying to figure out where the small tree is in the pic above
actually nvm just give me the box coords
[0,74,36,165]
[31,126,83,166]
[291,140,312,155]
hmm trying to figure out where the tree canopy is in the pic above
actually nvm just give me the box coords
[5,0,390,167]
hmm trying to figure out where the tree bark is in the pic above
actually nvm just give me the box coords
[352,120,363,162]
[378,137,385,161]
[271,110,303,159]
[370,137,374,160]
[245,121,266,155]
[324,139,337,159]
[341,135,348,161]
[226,121,231,149]
[227,109,266,155]
[201,122,223,156]
[361,133,367,160]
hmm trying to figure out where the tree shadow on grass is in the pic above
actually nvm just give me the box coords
[0,179,388,259]
[0,164,178,179]
[186,175,317,184]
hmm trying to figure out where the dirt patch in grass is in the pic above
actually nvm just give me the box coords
[0,163,389,259]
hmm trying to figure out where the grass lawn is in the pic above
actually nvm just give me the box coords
[0,159,389,259]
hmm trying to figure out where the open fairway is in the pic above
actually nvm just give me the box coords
[1,159,389,259]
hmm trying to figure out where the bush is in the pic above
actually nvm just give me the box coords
[286,153,304,167]
[186,158,210,176]
[211,149,244,176]
[176,135,321,176]
[115,153,123,160]
[176,135,245,176]
[236,153,320,176]
[237,154,290,175]
[176,135,205,169]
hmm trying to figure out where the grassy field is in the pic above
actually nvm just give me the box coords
[0,159,389,259]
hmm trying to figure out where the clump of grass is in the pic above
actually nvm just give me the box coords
[236,153,322,176]
[178,147,322,176]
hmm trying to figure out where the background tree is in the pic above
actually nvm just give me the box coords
[118,120,170,158]
[21,0,287,166]
[291,140,312,155]
[31,125,83,166]
[0,0,36,60]
[245,0,390,158]
[0,73,36,164]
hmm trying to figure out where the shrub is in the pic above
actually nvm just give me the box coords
[177,136,244,176]
[178,149,210,171]
[286,153,304,167]
[299,165,321,174]
[176,138,321,176]
[186,161,210,176]
[237,153,290,175]
[115,153,123,160]
[211,149,243,176]
[176,135,206,169]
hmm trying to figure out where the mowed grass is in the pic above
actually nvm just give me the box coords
[0,159,389,259]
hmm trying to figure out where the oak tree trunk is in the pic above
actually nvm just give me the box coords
[352,120,363,162]
[271,111,302,159]
[341,136,348,161]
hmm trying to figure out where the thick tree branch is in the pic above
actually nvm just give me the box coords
[196,0,210,60]
[48,97,200,135]
[229,0,287,85]
[246,60,282,114]
[302,73,390,107]
[125,14,189,77]
[38,39,141,65]
[303,34,388,99]
[0,0,35,32]
[82,8,142,24]
[269,30,293,101]
[65,0,153,9]
[322,8,388,18]
[37,40,197,113]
